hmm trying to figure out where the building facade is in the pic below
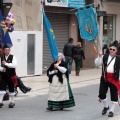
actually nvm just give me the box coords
[1,0,106,76]
[2,0,43,77]
[43,0,98,71]
[94,0,120,50]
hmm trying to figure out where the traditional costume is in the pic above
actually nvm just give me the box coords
[95,44,120,117]
[0,44,17,108]
[47,53,75,110]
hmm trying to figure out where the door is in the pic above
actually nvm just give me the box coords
[43,12,69,71]
[27,34,35,75]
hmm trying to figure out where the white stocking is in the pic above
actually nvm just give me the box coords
[9,92,15,103]
[0,91,6,103]
[109,102,117,113]
[102,98,108,108]
[9,96,15,103]
[0,94,4,103]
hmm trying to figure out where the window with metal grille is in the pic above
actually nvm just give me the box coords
[26,16,33,30]
[14,0,22,7]
[25,0,32,6]
[14,15,22,30]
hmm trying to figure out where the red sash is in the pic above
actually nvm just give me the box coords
[106,73,120,97]
[11,76,18,86]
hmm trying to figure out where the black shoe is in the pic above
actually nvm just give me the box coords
[60,108,63,110]
[27,87,31,92]
[102,106,109,115]
[8,102,15,108]
[22,90,27,94]
[46,107,53,111]
[108,111,114,117]
[0,103,4,108]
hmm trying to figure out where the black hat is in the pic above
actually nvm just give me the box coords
[110,43,118,49]
[3,43,10,49]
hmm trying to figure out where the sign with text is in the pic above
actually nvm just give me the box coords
[45,0,85,8]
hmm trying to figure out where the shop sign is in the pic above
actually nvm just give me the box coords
[45,0,85,8]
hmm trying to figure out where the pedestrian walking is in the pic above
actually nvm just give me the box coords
[63,38,75,74]
[73,42,85,76]
[95,43,120,117]
[0,44,17,108]
[46,52,75,111]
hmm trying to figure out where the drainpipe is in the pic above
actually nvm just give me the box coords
[0,0,3,12]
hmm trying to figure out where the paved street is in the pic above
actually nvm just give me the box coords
[0,68,120,120]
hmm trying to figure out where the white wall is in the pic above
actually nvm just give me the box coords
[9,31,43,77]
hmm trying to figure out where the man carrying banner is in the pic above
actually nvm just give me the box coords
[0,44,17,108]
[95,43,120,117]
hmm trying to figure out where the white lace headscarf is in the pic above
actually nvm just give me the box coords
[58,52,65,61]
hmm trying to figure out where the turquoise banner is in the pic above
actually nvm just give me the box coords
[43,11,58,61]
[76,5,99,42]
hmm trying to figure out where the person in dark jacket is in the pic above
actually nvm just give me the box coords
[63,38,75,74]
[73,42,85,76]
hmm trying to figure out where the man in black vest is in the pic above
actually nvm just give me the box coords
[0,44,17,108]
[95,43,120,117]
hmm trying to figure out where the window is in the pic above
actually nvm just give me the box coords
[26,16,33,30]
[14,0,22,7]
[15,15,22,30]
[103,15,116,45]
[25,0,32,6]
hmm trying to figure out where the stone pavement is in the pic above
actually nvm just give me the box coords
[0,68,120,120]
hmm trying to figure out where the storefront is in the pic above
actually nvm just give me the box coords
[43,0,97,70]
[43,11,69,71]
[101,1,120,45]
[103,15,116,45]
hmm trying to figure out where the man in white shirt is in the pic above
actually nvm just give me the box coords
[95,43,120,117]
[0,44,17,108]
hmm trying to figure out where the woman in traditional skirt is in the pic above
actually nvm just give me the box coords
[46,52,75,111]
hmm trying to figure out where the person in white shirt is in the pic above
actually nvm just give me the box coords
[0,44,17,108]
[95,43,120,117]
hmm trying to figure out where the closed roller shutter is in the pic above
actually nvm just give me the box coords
[43,12,69,71]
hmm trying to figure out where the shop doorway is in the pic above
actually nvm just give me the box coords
[27,34,35,75]
[103,15,116,46]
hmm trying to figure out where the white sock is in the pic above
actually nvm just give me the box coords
[0,94,4,103]
[102,98,108,108]
[9,96,15,103]
[109,102,117,113]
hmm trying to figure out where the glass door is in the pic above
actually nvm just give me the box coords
[103,15,116,46]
